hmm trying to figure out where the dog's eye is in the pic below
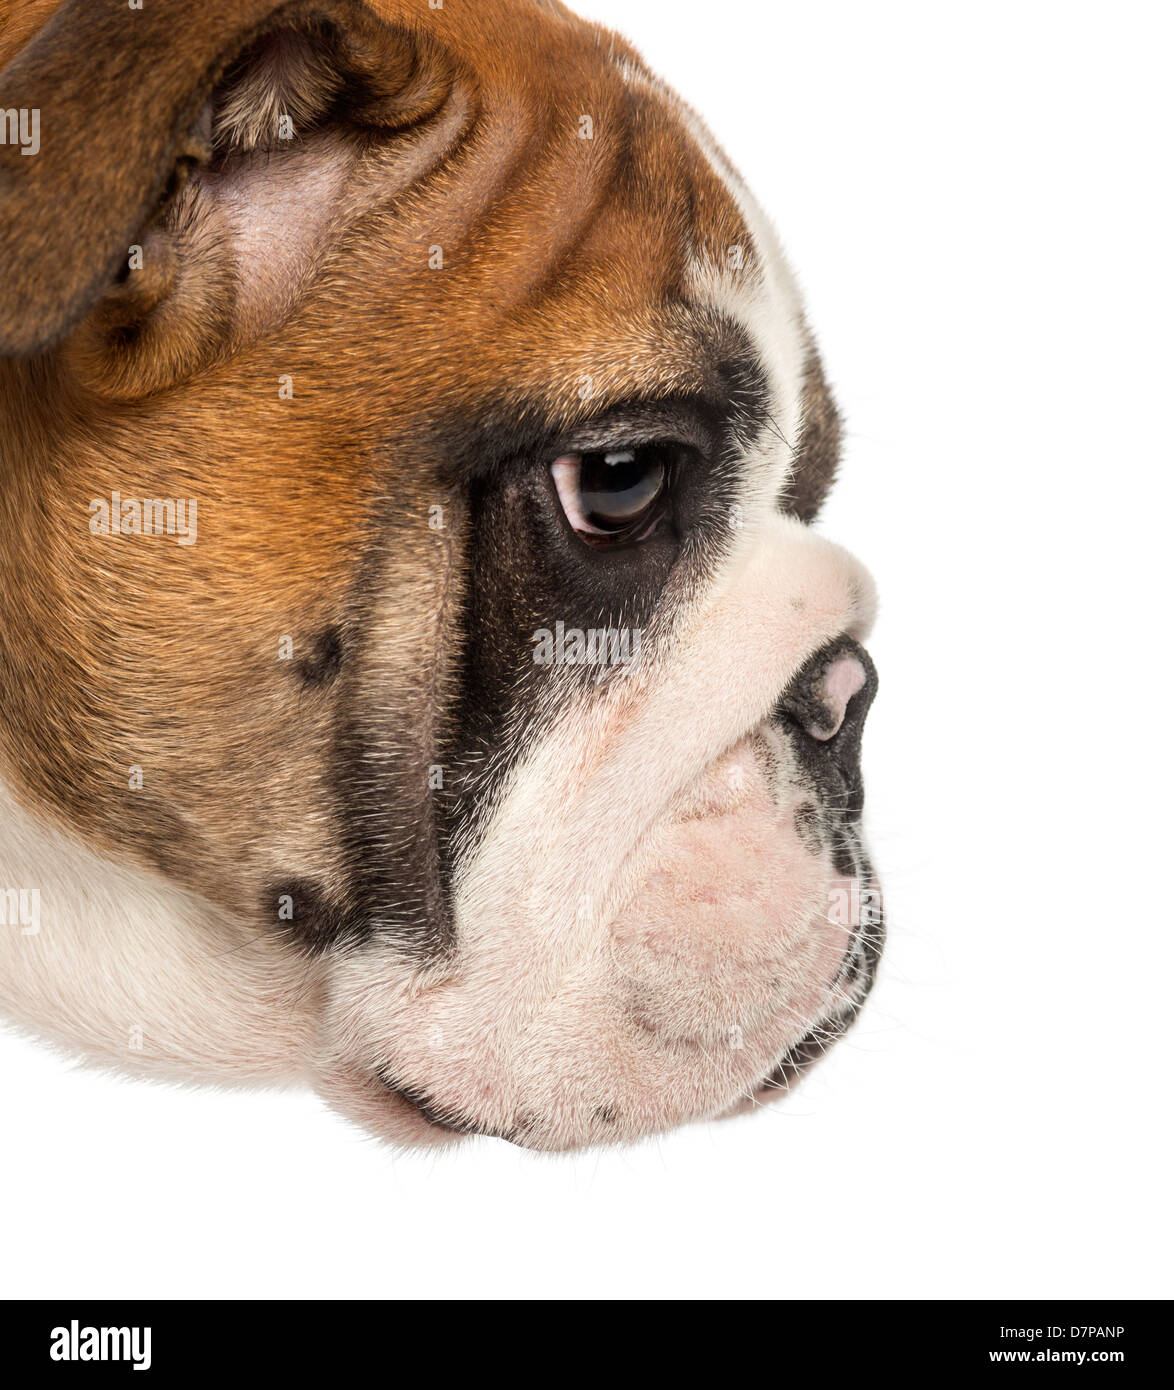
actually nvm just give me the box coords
[550,445,674,545]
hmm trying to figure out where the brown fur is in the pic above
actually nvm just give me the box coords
[0,0,834,941]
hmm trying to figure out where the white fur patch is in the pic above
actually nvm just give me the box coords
[0,780,315,1086]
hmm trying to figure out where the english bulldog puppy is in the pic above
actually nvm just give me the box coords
[0,0,881,1149]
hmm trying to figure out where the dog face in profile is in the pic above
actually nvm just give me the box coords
[0,0,880,1149]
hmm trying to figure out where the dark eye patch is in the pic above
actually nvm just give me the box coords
[314,340,776,967]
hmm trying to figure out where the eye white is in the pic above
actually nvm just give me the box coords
[551,453,605,534]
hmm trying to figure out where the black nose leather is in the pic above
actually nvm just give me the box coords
[775,636,878,806]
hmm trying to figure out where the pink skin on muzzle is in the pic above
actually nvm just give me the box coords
[608,736,853,1054]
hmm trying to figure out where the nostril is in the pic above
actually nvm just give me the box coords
[806,652,866,740]
[777,637,877,745]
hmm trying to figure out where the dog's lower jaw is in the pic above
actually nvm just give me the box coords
[735,953,881,1115]
[315,892,880,1154]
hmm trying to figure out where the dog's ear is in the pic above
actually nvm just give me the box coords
[0,0,451,388]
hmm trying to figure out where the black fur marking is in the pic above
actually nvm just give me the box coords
[329,536,449,960]
[295,626,344,687]
[781,342,842,522]
[793,801,823,855]
[267,876,361,955]
[325,332,773,966]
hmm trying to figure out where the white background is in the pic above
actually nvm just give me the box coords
[2,0,1171,1299]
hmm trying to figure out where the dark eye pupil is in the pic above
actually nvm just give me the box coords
[579,446,668,532]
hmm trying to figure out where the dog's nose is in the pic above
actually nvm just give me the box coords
[776,637,877,754]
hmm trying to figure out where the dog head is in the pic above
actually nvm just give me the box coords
[0,0,880,1149]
